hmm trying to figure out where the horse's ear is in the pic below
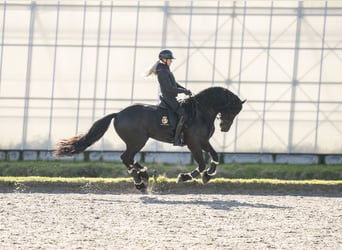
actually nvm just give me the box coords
[241,99,247,104]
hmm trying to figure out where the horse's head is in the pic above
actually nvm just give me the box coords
[219,99,246,132]
[193,87,246,132]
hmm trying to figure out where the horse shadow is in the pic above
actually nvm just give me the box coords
[139,196,289,211]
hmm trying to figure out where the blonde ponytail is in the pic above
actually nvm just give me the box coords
[145,60,160,77]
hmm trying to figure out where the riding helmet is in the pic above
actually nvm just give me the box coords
[159,49,175,60]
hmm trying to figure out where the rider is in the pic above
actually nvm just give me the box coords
[146,49,192,146]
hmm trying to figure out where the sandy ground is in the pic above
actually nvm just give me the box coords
[0,192,341,250]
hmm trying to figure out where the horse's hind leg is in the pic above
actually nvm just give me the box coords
[132,161,149,183]
[121,143,149,192]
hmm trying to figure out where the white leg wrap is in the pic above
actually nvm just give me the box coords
[211,160,219,165]
[139,166,148,172]
[134,180,143,185]
[128,165,135,174]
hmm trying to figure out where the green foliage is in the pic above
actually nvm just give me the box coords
[217,163,342,180]
[0,161,128,178]
[0,161,341,180]
[0,176,340,194]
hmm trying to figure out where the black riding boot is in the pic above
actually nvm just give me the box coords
[174,116,185,146]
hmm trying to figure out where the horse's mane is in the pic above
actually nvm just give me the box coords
[184,87,242,113]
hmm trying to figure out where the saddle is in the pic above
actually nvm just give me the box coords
[157,96,196,131]
[157,97,179,130]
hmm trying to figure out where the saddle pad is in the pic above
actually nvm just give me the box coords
[144,104,178,130]
[156,105,178,130]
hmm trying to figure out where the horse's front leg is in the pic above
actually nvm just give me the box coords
[202,143,219,184]
[177,145,206,183]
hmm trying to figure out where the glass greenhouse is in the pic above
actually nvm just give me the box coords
[0,1,341,154]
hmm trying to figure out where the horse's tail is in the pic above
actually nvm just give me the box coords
[54,113,117,158]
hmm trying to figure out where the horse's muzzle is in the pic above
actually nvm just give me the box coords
[220,120,232,132]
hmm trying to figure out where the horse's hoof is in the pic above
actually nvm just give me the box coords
[135,182,147,193]
[177,173,192,183]
[139,171,149,183]
[202,171,211,184]
[207,164,217,176]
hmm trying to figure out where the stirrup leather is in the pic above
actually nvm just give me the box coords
[174,116,185,144]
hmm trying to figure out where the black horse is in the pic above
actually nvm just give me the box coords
[54,86,245,192]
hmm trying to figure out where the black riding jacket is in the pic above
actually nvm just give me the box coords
[156,63,187,111]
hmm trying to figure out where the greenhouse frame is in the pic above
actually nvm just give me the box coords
[0,1,341,154]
